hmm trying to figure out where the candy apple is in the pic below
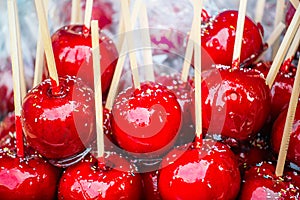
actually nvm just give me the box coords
[111,82,181,156]
[22,76,95,160]
[158,140,241,200]
[202,10,265,67]
[239,161,300,199]
[58,153,142,200]
[49,25,118,94]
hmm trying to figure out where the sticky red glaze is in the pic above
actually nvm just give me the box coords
[158,140,241,200]
[22,76,95,159]
[193,68,271,141]
[156,74,195,145]
[111,82,182,155]
[252,61,297,120]
[202,10,264,67]
[239,162,300,199]
[58,153,142,200]
[0,68,14,119]
[49,25,118,94]
[141,170,161,200]
[0,153,60,200]
[271,106,300,166]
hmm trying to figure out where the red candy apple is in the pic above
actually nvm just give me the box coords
[141,170,161,200]
[272,105,300,167]
[49,25,118,94]
[58,153,142,200]
[0,151,61,200]
[239,161,300,199]
[111,82,182,156]
[202,10,265,67]
[193,67,271,141]
[22,76,95,160]
[158,140,241,200]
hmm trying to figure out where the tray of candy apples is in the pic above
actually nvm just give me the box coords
[0,0,300,199]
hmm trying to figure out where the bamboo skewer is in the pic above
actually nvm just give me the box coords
[33,0,49,88]
[193,0,203,142]
[266,5,300,88]
[255,22,286,62]
[255,0,266,23]
[139,3,154,82]
[83,0,93,34]
[275,57,300,177]
[7,0,24,157]
[120,0,140,89]
[272,0,286,59]
[285,26,300,61]
[91,20,105,159]
[71,0,82,24]
[232,0,248,69]
[35,0,59,90]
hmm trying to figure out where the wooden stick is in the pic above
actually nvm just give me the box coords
[255,22,286,62]
[232,0,248,69]
[120,0,140,89]
[106,0,141,110]
[71,0,82,24]
[255,0,266,23]
[83,0,93,33]
[139,3,154,82]
[266,5,300,88]
[7,0,24,157]
[290,0,299,9]
[33,0,49,88]
[272,0,285,59]
[105,43,127,110]
[193,0,203,141]
[181,3,198,82]
[14,0,26,100]
[285,26,300,61]
[275,57,300,177]
[91,20,104,159]
[35,0,59,90]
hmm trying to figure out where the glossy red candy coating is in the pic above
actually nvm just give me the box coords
[111,82,182,155]
[194,68,271,141]
[50,25,118,94]
[156,74,195,144]
[141,170,161,200]
[158,140,240,200]
[202,10,264,67]
[239,162,300,199]
[0,153,60,200]
[22,76,95,159]
[58,153,142,200]
[0,68,14,120]
[272,106,300,166]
